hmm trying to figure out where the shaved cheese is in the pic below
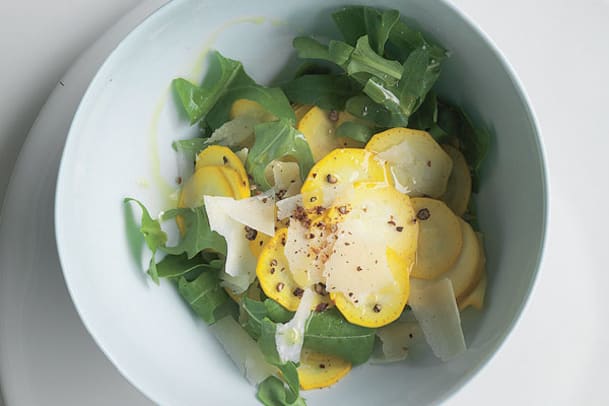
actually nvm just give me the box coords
[210,317,275,384]
[204,196,257,285]
[372,321,421,363]
[272,161,302,198]
[204,195,275,237]
[205,115,259,148]
[220,271,251,295]
[371,129,453,198]
[409,278,466,361]
[234,147,248,165]
[275,289,315,363]
[276,194,302,220]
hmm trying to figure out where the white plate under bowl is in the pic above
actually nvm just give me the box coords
[55,0,546,405]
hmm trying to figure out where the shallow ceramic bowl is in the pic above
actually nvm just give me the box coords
[55,0,547,404]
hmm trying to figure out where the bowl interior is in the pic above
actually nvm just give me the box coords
[55,0,546,404]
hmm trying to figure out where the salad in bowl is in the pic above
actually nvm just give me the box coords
[126,6,489,404]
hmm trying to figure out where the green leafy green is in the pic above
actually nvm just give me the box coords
[258,319,302,404]
[173,51,295,131]
[345,94,407,127]
[304,308,376,365]
[437,101,490,192]
[332,6,445,63]
[393,47,443,117]
[177,270,229,324]
[123,198,168,283]
[264,299,294,323]
[293,37,333,61]
[156,253,223,280]
[281,74,360,111]
[173,52,247,124]
[257,376,307,406]
[241,298,295,340]
[161,207,226,259]
[348,36,403,86]
[246,119,314,190]
[243,300,375,366]
[335,121,375,143]
[364,8,400,55]
[172,138,208,162]
[206,84,295,130]
[408,90,438,131]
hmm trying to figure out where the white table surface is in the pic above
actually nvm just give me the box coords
[1,0,608,405]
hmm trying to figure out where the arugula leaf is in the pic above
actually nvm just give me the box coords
[172,138,208,162]
[292,37,353,69]
[241,298,268,340]
[304,308,376,365]
[257,376,306,406]
[258,318,302,404]
[281,74,359,111]
[387,21,446,63]
[293,62,334,78]
[246,120,314,190]
[241,298,295,340]
[206,84,295,130]
[243,300,375,366]
[173,51,295,131]
[394,47,443,117]
[332,6,445,62]
[364,8,400,55]
[332,6,367,46]
[347,36,403,86]
[161,207,227,258]
[156,253,222,280]
[177,269,229,324]
[173,51,247,124]
[362,77,409,125]
[408,90,438,132]
[264,299,294,323]
[345,94,408,127]
[124,198,167,283]
[335,121,375,143]
[437,101,490,192]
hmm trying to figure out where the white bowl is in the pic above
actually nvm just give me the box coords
[55,0,547,404]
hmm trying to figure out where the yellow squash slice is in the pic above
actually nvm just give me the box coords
[300,148,392,210]
[410,198,463,279]
[229,99,276,122]
[293,104,312,124]
[256,229,331,311]
[177,165,250,233]
[248,230,271,259]
[440,144,471,216]
[298,349,351,390]
[442,218,482,301]
[458,272,487,311]
[297,106,363,162]
[195,145,249,190]
[323,183,418,328]
[332,250,413,328]
[179,166,235,208]
[458,234,487,310]
[366,127,453,197]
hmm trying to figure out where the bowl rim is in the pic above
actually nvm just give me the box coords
[54,0,549,404]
